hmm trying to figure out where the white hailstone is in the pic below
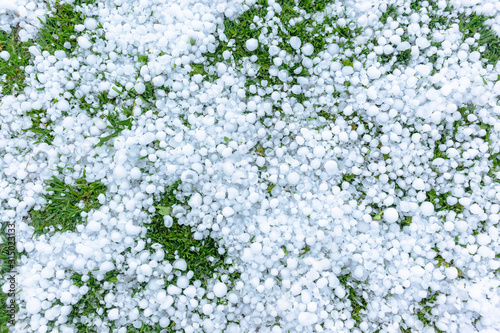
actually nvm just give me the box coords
[445,267,458,279]
[287,172,300,185]
[477,234,491,246]
[130,167,142,180]
[135,82,146,94]
[84,17,97,30]
[245,38,259,51]
[367,105,379,116]
[41,267,54,279]
[298,312,318,326]
[469,204,483,215]
[108,308,120,320]
[415,37,430,49]
[222,207,234,217]
[468,284,482,299]
[140,264,152,276]
[1,51,12,61]
[125,222,141,236]
[384,208,399,223]
[177,276,190,289]
[223,162,235,176]
[26,298,42,314]
[60,291,72,304]
[335,286,346,298]
[163,215,173,228]
[152,75,165,87]
[412,178,425,190]
[290,36,301,50]
[146,184,156,194]
[367,66,381,79]
[86,220,101,233]
[324,161,338,175]
[77,36,92,49]
[113,165,127,179]
[188,193,202,208]
[173,259,187,271]
[301,43,314,56]
[202,304,213,315]
[73,258,86,271]
[420,202,435,216]
[213,282,228,297]
[100,261,115,273]
[494,81,500,95]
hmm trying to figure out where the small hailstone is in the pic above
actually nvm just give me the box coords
[60,291,72,304]
[173,259,187,271]
[84,18,97,30]
[152,75,165,87]
[245,38,259,51]
[113,165,127,179]
[222,207,234,217]
[26,298,42,314]
[420,202,434,216]
[0,51,10,61]
[469,204,483,215]
[202,304,213,315]
[177,276,189,289]
[384,208,399,223]
[445,267,458,279]
[108,308,120,320]
[324,161,337,175]
[412,178,425,190]
[287,172,300,185]
[367,66,381,79]
[125,222,141,236]
[213,282,227,297]
[130,167,142,180]
[135,82,146,94]
[298,312,318,326]
[188,193,202,207]
[77,36,92,49]
[86,220,101,232]
[301,43,314,56]
[145,184,156,194]
[290,36,301,50]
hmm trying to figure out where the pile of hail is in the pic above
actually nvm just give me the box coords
[1,0,500,332]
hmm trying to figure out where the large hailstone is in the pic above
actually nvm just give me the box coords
[384,207,399,223]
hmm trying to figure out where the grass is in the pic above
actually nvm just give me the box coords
[0,26,32,96]
[29,173,107,236]
[145,181,239,287]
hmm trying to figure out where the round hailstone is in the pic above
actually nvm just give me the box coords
[108,308,120,321]
[1,51,12,61]
[77,36,92,49]
[173,259,187,271]
[213,282,228,297]
[412,178,425,190]
[301,43,314,56]
[287,172,300,185]
[222,207,234,217]
[135,82,146,94]
[324,160,338,175]
[366,66,381,79]
[290,36,301,50]
[130,167,141,179]
[84,17,97,30]
[113,165,127,179]
[298,312,318,326]
[384,208,399,223]
[26,298,42,314]
[246,38,259,51]
[469,204,483,215]
[420,202,435,216]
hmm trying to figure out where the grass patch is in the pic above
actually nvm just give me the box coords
[0,26,32,96]
[29,173,107,236]
[338,272,367,327]
[37,1,88,54]
[145,181,239,287]
[66,270,118,330]
[458,12,500,66]
[24,108,54,144]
